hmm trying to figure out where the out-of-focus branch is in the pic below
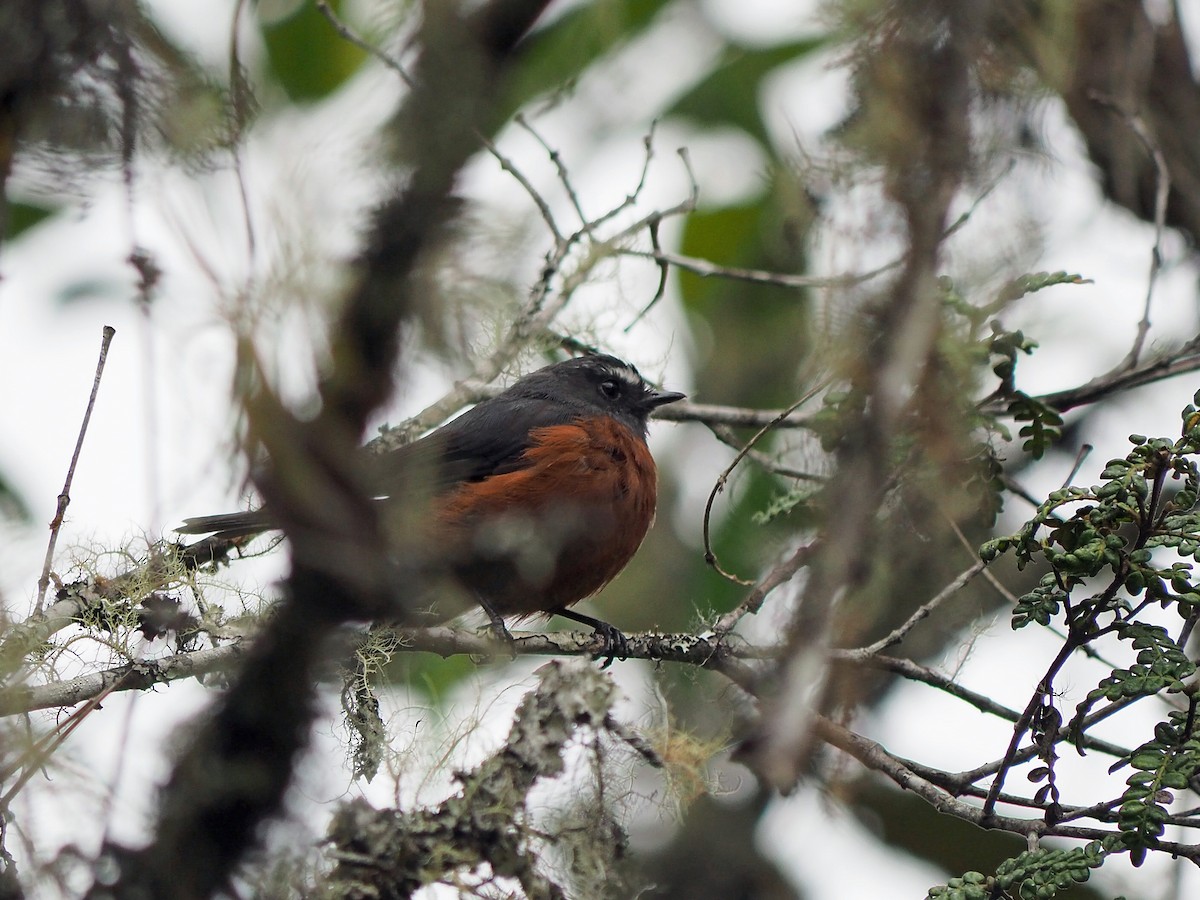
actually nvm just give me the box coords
[94,4,555,898]
[740,3,978,791]
[323,660,626,898]
[1036,1,1200,245]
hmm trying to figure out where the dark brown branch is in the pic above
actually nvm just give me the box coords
[742,3,977,791]
[835,654,1133,762]
[95,4,555,898]
[1045,2,1200,245]
[1032,341,1200,415]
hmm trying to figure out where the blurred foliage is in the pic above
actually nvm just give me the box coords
[4,199,55,240]
[0,472,31,524]
[501,0,673,121]
[672,38,828,146]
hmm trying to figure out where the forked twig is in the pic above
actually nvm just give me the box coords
[516,113,589,225]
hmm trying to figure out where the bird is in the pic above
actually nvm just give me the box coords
[177,354,685,663]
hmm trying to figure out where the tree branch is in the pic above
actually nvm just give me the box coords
[95,4,556,898]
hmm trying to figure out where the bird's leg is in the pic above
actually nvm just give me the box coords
[554,609,629,669]
[475,595,517,656]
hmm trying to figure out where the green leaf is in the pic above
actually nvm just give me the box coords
[260,0,366,103]
[1006,391,1062,459]
[0,471,31,523]
[5,200,57,240]
[995,271,1092,302]
[752,486,817,524]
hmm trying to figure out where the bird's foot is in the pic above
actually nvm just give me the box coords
[555,609,628,669]
[590,621,629,670]
[476,597,517,659]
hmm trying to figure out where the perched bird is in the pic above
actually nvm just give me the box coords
[177,354,684,662]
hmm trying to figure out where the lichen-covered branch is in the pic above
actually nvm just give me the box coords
[323,660,625,899]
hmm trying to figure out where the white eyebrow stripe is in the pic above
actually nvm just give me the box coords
[603,364,644,387]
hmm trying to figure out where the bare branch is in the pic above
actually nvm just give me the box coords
[1085,96,1172,371]
[839,559,988,661]
[315,0,415,86]
[1026,336,1200,415]
[35,326,116,616]
[714,543,816,635]
[0,644,246,716]
[0,627,770,720]
[815,715,1200,858]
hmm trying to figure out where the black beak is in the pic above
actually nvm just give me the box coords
[644,388,686,410]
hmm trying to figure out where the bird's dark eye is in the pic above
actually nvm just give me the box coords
[599,379,620,400]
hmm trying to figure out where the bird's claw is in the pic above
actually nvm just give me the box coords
[591,621,629,669]
[476,597,517,659]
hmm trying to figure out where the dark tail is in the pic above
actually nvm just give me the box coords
[175,509,274,539]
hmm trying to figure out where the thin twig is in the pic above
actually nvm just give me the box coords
[714,542,817,634]
[998,339,1200,415]
[582,124,674,239]
[811,715,1174,851]
[482,131,565,244]
[316,0,415,85]
[621,157,1013,297]
[814,715,1200,859]
[707,423,825,482]
[702,381,828,585]
[0,668,134,806]
[1061,443,1094,488]
[839,558,988,660]
[623,247,898,290]
[654,400,817,429]
[1084,100,1170,371]
[624,215,669,332]
[837,653,1134,762]
[516,113,588,225]
[35,326,116,616]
